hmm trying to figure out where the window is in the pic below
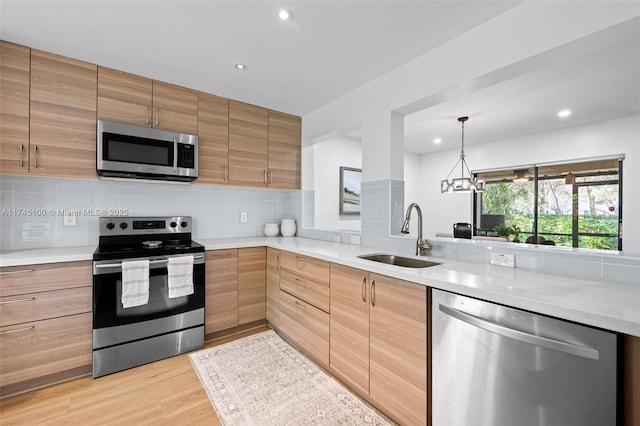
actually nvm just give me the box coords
[473,158,622,250]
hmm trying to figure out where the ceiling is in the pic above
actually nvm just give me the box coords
[1,1,638,156]
[0,0,518,116]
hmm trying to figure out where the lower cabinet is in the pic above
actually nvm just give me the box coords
[329,263,428,426]
[266,248,281,327]
[0,261,93,396]
[205,248,266,335]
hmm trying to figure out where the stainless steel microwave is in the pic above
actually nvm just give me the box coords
[97,120,198,182]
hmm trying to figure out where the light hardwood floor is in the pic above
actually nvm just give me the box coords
[0,325,269,425]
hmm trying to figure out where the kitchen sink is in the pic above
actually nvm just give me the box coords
[357,253,441,268]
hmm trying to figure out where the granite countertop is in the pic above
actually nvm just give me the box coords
[1,237,638,337]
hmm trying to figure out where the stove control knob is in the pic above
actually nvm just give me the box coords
[106,222,115,230]
[170,222,177,228]
[181,221,188,228]
[119,222,128,230]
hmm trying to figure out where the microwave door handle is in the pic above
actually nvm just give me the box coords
[173,138,178,171]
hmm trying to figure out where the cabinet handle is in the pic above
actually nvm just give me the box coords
[294,300,307,309]
[269,169,273,184]
[361,276,367,302]
[19,144,24,167]
[264,169,268,184]
[275,253,280,271]
[224,165,228,182]
[33,145,38,168]
[0,268,35,276]
[370,280,376,306]
[0,296,35,305]
[212,251,233,257]
[296,256,306,263]
[295,278,307,287]
[154,108,159,126]
[0,325,34,336]
[146,107,151,126]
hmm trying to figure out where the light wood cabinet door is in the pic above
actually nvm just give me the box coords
[228,101,268,187]
[0,261,91,298]
[280,251,330,284]
[280,269,329,313]
[369,273,427,426]
[0,286,91,327]
[238,247,266,324]
[205,249,238,334]
[97,66,153,127]
[266,247,280,327]
[152,80,198,135]
[0,41,30,175]
[329,264,370,396]
[268,110,301,189]
[29,50,97,178]
[197,92,229,185]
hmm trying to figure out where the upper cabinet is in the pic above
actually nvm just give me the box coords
[197,92,229,185]
[97,67,197,135]
[229,100,269,188]
[29,50,97,178]
[268,111,301,190]
[0,41,30,175]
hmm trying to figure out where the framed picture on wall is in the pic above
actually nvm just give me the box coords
[339,167,362,215]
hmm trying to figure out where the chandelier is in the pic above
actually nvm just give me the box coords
[440,116,485,193]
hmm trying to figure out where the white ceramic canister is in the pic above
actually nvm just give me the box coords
[264,223,279,237]
[280,218,296,237]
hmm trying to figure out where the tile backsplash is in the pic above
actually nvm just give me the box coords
[0,175,298,250]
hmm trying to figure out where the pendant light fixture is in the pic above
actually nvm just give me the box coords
[440,116,485,193]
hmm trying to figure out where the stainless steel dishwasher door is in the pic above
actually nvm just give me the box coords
[432,289,618,426]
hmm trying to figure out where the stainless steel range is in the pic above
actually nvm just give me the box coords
[92,216,205,378]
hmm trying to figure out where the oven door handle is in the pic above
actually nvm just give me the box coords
[94,254,204,270]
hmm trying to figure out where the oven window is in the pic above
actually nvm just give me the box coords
[104,133,173,166]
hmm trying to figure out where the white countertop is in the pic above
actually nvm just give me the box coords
[2,237,638,337]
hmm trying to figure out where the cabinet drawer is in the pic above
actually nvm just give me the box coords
[0,312,92,388]
[0,286,91,327]
[0,261,92,297]
[280,251,330,284]
[280,269,329,313]
[279,290,329,366]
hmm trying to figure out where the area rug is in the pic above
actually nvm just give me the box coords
[189,330,392,425]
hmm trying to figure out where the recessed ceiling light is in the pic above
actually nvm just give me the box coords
[234,63,247,70]
[277,8,292,21]
[557,109,571,118]
[433,138,442,144]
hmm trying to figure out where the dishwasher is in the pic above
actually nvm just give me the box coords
[432,289,618,426]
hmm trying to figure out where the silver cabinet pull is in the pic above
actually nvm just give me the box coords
[154,108,159,126]
[439,304,599,360]
[0,326,34,336]
[0,268,35,276]
[224,165,228,182]
[33,145,38,168]
[146,107,151,125]
[264,169,268,184]
[295,278,307,287]
[269,169,273,184]
[0,296,35,305]
[361,276,367,302]
[294,300,307,309]
[275,253,280,271]
[19,144,24,167]
[370,280,376,306]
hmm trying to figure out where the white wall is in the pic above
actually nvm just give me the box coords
[308,137,362,230]
[417,115,640,255]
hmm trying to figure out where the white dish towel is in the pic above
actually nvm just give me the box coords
[121,259,150,308]
[168,255,194,298]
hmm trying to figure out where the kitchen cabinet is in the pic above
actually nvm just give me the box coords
[278,251,330,366]
[0,41,30,175]
[205,249,239,334]
[228,100,269,187]
[29,50,97,178]
[329,264,427,426]
[238,247,266,324]
[267,111,301,189]
[97,66,198,135]
[266,247,281,327]
[0,261,92,396]
[197,92,229,185]
[205,248,266,335]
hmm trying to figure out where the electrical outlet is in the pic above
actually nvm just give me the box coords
[240,212,248,223]
[350,235,361,245]
[63,211,77,226]
[332,234,341,242]
[490,253,515,267]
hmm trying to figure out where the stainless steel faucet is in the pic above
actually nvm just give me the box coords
[401,203,432,256]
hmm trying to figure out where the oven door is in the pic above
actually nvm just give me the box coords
[92,254,205,348]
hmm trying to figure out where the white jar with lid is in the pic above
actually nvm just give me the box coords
[280,218,296,237]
